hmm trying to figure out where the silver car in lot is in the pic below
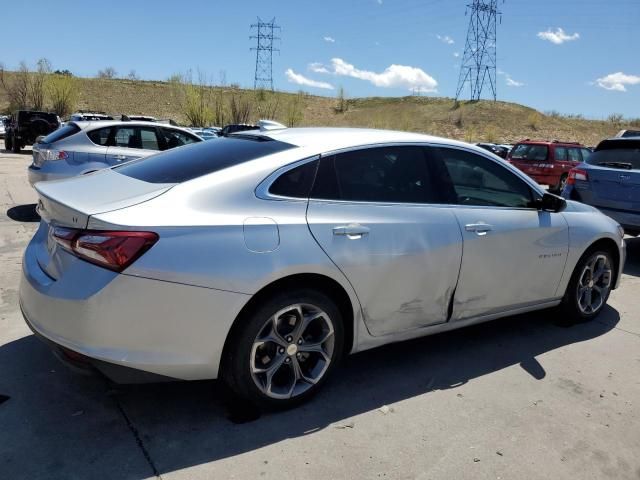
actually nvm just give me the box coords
[28,120,201,185]
[19,127,625,409]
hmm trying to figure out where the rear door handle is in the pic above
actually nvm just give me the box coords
[333,224,370,238]
[465,223,493,236]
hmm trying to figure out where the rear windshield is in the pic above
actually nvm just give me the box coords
[510,144,549,161]
[41,124,80,144]
[115,135,296,183]
[586,148,640,170]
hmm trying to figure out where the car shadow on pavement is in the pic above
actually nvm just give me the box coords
[623,237,640,277]
[0,306,620,478]
[6,204,40,222]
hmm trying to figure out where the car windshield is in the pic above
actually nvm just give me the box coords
[510,144,548,161]
[586,148,640,170]
[115,135,296,183]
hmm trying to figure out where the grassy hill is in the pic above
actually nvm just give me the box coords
[1,75,632,146]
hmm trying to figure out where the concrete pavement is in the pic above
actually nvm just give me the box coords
[0,142,638,480]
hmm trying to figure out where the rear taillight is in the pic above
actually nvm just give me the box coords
[567,168,588,185]
[52,227,158,272]
[42,149,68,161]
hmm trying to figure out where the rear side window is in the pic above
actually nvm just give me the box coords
[41,124,80,144]
[269,160,318,198]
[567,147,581,162]
[554,147,567,161]
[510,144,549,161]
[116,136,296,183]
[114,127,138,148]
[87,127,113,146]
[580,148,592,161]
[311,146,439,203]
[140,127,161,150]
[586,148,640,170]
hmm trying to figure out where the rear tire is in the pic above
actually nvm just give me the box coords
[11,134,20,153]
[223,289,344,410]
[4,133,12,151]
[557,249,614,325]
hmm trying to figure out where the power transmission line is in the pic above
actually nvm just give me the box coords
[250,17,281,91]
[455,1,503,101]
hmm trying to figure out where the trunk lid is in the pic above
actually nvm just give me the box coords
[35,168,174,228]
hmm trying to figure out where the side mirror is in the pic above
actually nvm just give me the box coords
[538,192,567,213]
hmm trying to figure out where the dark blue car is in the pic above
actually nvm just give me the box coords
[562,137,640,236]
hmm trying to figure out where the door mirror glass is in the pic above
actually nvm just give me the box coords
[539,192,566,212]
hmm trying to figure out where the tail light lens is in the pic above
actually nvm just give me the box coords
[52,227,158,272]
[43,149,69,161]
[567,168,588,185]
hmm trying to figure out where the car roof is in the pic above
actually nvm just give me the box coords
[595,137,640,151]
[70,120,192,132]
[247,127,473,152]
[514,139,584,147]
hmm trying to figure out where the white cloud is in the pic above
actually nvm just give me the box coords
[314,58,437,93]
[537,28,580,45]
[323,36,335,43]
[453,52,460,58]
[285,69,334,90]
[308,62,330,74]
[596,72,640,92]
[436,34,455,45]
[498,69,525,87]
[506,77,525,87]
[376,0,383,4]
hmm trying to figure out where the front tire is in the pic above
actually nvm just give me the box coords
[558,249,614,324]
[11,134,20,153]
[223,289,344,410]
[5,133,13,151]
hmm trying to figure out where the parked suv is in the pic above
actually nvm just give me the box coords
[5,110,61,153]
[507,140,592,192]
[68,112,114,122]
[562,137,640,236]
[29,120,202,185]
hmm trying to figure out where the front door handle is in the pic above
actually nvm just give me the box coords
[333,224,370,238]
[465,223,493,236]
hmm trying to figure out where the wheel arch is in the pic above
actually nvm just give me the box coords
[221,273,357,371]
[581,237,622,286]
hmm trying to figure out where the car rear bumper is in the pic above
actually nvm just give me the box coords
[19,234,250,382]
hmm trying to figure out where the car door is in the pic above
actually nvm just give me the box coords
[428,146,569,321]
[306,145,463,337]
[105,126,160,165]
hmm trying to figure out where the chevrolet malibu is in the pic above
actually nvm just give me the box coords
[19,127,625,409]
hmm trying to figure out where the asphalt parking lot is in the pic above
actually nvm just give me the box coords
[0,142,639,480]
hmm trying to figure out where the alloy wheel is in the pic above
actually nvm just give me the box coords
[250,303,335,399]
[576,253,612,315]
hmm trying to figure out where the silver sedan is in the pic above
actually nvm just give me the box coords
[28,120,201,185]
[19,127,625,409]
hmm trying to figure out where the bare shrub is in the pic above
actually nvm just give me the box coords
[127,70,139,81]
[285,92,305,127]
[334,86,348,113]
[255,89,280,120]
[0,62,31,110]
[183,71,214,127]
[29,58,51,110]
[451,110,463,128]
[48,74,78,117]
[607,113,624,125]
[97,67,117,79]
[483,125,499,143]
[228,93,252,124]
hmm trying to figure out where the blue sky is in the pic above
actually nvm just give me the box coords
[3,0,639,118]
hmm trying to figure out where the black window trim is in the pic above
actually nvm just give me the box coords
[272,142,545,210]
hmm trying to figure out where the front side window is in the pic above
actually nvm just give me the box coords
[434,147,534,208]
[311,146,438,203]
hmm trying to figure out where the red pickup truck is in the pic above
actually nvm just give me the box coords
[507,140,592,192]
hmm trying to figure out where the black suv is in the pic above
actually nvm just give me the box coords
[5,110,60,153]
